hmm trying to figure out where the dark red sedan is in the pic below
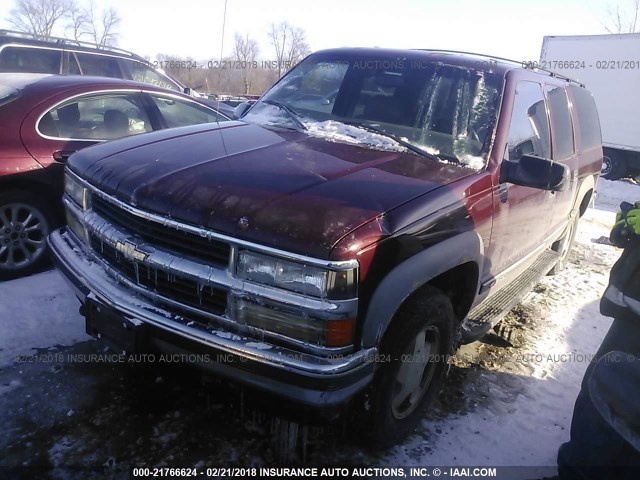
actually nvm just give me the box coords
[0,73,229,279]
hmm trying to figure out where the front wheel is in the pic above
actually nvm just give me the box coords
[367,286,455,447]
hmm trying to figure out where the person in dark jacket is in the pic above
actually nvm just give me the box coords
[557,200,640,479]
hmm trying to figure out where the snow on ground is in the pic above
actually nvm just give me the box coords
[382,178,637,472]
[0,270,89,369]
[0,178,638,475]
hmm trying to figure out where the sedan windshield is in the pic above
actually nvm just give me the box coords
[243,54,503,169]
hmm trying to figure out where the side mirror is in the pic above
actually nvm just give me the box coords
[183,87,192,96]
[500,154,569,192]
[233,102,252,120]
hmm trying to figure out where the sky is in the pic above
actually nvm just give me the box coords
[0,0,619,62]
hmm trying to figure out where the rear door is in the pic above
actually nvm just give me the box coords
[545,83,578,235]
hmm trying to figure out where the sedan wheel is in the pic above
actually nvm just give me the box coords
[0,197,51,278]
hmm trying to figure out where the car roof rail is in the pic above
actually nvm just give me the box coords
[414,48,585,87]
[414,48,524,67]
[0,29,144,60]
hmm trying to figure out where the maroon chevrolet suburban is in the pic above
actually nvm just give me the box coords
[49,48,603,446]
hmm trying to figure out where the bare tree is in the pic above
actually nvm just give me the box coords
[233,33,260,94]
[268,21,310,77]
[603,0,640,33]
[7,0,74,38]
[66,3,88,42]
[79,1,122,47]
[7,0,121,46]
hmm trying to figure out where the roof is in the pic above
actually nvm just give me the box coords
[0,73,226,116]
[0,73,170,92]
[0,29,145,60]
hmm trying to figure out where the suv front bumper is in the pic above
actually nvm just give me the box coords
[48,228,376,410]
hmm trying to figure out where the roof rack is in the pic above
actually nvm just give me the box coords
[414,48,524,67]
[0,29,144,59]
[414,48,585,87]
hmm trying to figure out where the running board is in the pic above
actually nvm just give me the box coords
[461,250,560,344]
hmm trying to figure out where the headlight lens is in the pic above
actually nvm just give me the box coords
[237,250,328,297]
[64,171,91,210]
[236,250,356,299]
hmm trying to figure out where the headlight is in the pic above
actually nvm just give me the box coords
[236,250,357,299]
[64,171,91,210]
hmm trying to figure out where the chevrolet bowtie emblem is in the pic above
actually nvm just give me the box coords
[115,241,148,262]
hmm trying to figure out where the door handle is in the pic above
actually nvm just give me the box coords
[53,150,76,162]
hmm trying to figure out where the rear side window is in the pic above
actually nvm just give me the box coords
[568,85,602,151]
[39,92,152,140]
[151,95,226,128]
[545,85,574,160]
[0,46,61,74]
[505,81,551,161]
[74,52,121,78]
[123,60,180,91]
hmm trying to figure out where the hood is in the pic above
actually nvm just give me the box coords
[69,122,474,258]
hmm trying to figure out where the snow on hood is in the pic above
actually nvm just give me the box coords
[303,120,406,152]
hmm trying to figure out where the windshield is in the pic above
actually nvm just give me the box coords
[243,54,503,169]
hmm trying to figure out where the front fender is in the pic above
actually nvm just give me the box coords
[360,230,484,348]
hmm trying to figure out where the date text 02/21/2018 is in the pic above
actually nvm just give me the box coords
[522,60,640,70]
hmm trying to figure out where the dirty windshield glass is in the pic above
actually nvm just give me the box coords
[243,55,503,169]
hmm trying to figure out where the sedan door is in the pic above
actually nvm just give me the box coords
[20,90,158,170]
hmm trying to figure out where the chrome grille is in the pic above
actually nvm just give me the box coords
[90,235,228,316]
[91,196,231,267]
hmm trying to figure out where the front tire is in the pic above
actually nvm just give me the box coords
[0,191,55,280]
[367,286,455,447]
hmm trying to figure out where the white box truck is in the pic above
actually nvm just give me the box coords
[540,33,640,179]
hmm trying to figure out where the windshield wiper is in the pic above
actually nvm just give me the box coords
[261,99,307,131]
[340,120,443,162]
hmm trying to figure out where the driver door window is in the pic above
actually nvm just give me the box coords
[505,81,550,161]
[150,95,226,128]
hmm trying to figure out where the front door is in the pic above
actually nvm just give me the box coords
[488,79,556,280]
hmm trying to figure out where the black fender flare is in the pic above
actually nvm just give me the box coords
[360,230,484,348]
